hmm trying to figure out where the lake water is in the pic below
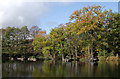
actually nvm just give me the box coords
[2,60,120,77]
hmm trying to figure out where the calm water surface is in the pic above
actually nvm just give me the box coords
[2,60,120,77]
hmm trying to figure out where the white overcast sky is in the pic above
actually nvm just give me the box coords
[0,0,50,29]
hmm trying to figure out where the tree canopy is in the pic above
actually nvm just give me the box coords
[2,5,120,60]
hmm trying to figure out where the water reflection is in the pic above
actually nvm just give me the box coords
[2,61,120,77]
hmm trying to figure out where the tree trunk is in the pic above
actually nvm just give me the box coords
[62,53,64,61]
[75,46,77,60]
[72,52,74,60]
[53,53,55,60]
[91,41,93,58]
[88,44,90,59]
[90,31,94,58]
[88,45,90,54]
[52,45,55,60]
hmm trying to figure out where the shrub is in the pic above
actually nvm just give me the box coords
[107,56,118,61]
[98,56,106,61]
[98,50,107,57]
[79,57,90,62]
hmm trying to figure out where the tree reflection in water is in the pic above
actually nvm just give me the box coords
[2,61,120,77]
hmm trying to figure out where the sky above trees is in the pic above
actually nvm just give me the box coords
[0,0,119,34]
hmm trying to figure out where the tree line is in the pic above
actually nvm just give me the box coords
[2,5,120,61]
[2,26,46,54]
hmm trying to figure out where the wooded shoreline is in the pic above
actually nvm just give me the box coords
[2,53,119,62]
[2,5,120,62]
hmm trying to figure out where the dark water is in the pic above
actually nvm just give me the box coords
[2,60,120,77]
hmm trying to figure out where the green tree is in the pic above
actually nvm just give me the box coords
[69,5,113,57]
[21,26,29,40]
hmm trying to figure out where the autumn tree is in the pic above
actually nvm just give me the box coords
[30,26,41,38]
[69,5,112,57]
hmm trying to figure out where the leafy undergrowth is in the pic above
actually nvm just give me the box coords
[79,58,90,62]
[98,56,119,61]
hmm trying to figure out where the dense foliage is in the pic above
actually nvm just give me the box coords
[2,5,120,60]
[2,26,46,54]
